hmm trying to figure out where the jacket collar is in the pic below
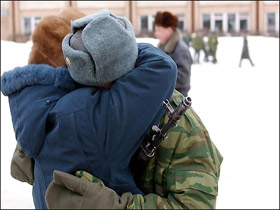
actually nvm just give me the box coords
[1,64,79,96]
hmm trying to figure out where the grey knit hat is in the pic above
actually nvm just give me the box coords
[62,9,138,86]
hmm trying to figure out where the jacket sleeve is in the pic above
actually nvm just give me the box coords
[129,147,221,209]
[105,43,177,161]
[1,65,77,157]
[172,42,192,96]
[128,144,222,209]
[128,92,223,209]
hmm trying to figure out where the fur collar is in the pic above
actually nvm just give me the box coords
[158,29,182,54]
[1,64,79,96]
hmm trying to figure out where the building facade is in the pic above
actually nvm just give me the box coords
[1,1,279,42]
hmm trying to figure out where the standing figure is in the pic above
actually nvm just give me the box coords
[239,35,254,67]
[203,35,210,62]
[154,11,193,97]
[208,33,218,64]
[192,32,205,64]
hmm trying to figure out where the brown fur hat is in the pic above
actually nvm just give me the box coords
[154,11,178,30]
[58,7,86,25]
[28,7,85,67]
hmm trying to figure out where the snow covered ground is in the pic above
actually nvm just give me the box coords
[1,36,279,209]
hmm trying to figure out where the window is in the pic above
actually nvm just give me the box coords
[151,15,155,31]
[214,13,223,32]
[24,17,32,34]
[240,20,248,31]
[240,13,249,32]
[34,16,41,28]
[1,1,9,17]
[140,15,155,32]
[202,14,210,30]
[177,15,185,31]
[141,15,148,31]
[1,8,9,17]
[267,13,275,32]
[228,13,236,32]
[215,20,223,32]
[23,16,42,34]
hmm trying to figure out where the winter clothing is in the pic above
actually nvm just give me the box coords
[208,33,218,63]
[208,33,218,53]
[241,36,250,58]
[8,8,85,189]
[45,90,223,209]
[158,29,192,96]
[62,9,138,86]
[11,144,34,185]
[130,90,223,209]
[46,170,133,209]
[1,43,177,209]
[58,7,86,25]
[154,11,178,30]
[239,36,254,67]
[28,8,85,67]
[192,33,205,64]
[192,33,205,52]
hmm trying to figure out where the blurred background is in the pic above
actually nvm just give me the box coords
[1,1,279,209]
[1,1,279,41]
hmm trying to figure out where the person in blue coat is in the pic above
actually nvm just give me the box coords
[1,10,177,209]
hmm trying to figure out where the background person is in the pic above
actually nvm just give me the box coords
[154,11,193,97]
[208,32,219,64]
[191,32,205,64]
[239,34,254,67]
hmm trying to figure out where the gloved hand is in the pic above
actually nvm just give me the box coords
[45,170,133,209]
[10,143,34,185]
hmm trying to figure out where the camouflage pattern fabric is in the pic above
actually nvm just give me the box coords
[76,90,223,209]
[208,34,218,53]
[75,170,105,186]
[183,34,192,47]
[192,34,205,52]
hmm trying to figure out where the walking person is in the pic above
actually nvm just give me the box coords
[239,34,254,67]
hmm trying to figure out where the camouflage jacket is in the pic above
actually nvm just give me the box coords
[77,90,223,209]
[192,35,205,52]
[208,34,218,52]
[126,90,223,209]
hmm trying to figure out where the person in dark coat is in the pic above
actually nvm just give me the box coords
[7,7,85,187]
[239,34,254,67]
[1,9,177,209]
[154,11,192,97]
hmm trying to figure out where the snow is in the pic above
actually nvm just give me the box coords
[1,36,279,209]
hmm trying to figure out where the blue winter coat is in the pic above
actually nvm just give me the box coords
[1,43,177,209]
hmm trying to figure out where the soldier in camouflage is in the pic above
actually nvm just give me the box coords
[183,33,192,47]
[192,32,205,64]
[207,33,219,64]
[45,90,223,209]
